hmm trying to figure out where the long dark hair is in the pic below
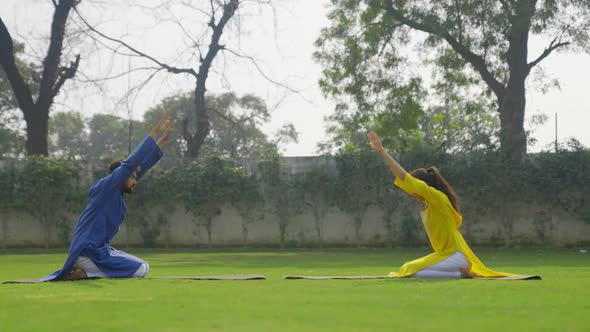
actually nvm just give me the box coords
[410,166,460,213]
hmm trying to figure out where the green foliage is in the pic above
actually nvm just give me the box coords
[0,165,20,250]
[399,207,420,246]
[333,148,384,246]
[49,111,87,157]
[257,148,305,248]
[20,156,79,248]
[300,166,335,247]
[0,164,20,211]
[145,92,274,160]
[136,213,168,248]
[87,114,145,161]
[179,149,248,247]
[0,121,24,158]
[231,171,263,245]
[1,144,589,248]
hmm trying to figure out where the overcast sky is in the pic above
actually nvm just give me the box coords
[2,0,589,155]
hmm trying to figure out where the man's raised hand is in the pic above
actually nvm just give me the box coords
[151,109,173,140]
[157,119,176,148]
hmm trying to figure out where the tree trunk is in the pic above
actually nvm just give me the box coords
[1,214,7,252]
[241,221,248,247]
[354,215,362,248]
[24,108,50,156]
[499,42,529,157]
[279,221,287,249]
[497,0,535,158]
[313,209,323,248]
[314,220,323,249]
[185,107,210,159]
[206,219,212,249]
[498,96,527,158]
[45,221,51,249]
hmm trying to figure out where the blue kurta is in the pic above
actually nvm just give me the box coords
[42,136,163,281]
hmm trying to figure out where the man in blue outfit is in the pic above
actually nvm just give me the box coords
[42,109,176,281]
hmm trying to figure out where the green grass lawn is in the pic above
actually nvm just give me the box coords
[0,248,588,331]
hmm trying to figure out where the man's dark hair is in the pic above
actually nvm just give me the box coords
[109,160,122,174]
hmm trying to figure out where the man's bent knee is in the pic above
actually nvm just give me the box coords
[133,263,150,278]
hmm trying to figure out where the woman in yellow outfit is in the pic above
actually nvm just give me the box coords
[368,131,516,279]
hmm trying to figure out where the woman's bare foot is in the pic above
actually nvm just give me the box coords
[59,267,88,281]
[459,261,481,278]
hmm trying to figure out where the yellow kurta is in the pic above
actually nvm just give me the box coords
[389,174,514,278]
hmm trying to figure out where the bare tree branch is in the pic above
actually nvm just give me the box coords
[76,66,161,83]
[37,0,80,111]
[222,47,300,94]
[51,54,80,101]
[528,36,570,71]
[111,67,165,113]
[73,7,198,78]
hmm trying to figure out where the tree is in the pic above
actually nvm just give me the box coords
[49,111,87,157]
[0,0,81,156]
[144,92,274,161]
[315,0,590,157]
[145,91,298,163]
[87,114,144,161]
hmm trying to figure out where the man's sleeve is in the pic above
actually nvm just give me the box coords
[102,136,161,190]
[136,147,164,181]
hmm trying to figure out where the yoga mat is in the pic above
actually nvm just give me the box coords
[283,275,541,280]
[284,275,390,280]
[149,275,266,280]
[3,278,98,284]
[4,274,267,284]
[475,275,541,280]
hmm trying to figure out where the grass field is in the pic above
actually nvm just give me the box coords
[0,248,588,331]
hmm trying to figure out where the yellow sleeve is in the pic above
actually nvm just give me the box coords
[394,173,445,206]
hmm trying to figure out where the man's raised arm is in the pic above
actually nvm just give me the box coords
[137,109,177,180]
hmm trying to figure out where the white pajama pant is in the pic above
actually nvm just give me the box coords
[415,251,469,279]
[73,256,150,278]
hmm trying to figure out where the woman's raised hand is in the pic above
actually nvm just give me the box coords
[367,131,385,154]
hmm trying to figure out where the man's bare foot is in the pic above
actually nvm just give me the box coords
[59,267,88,281]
